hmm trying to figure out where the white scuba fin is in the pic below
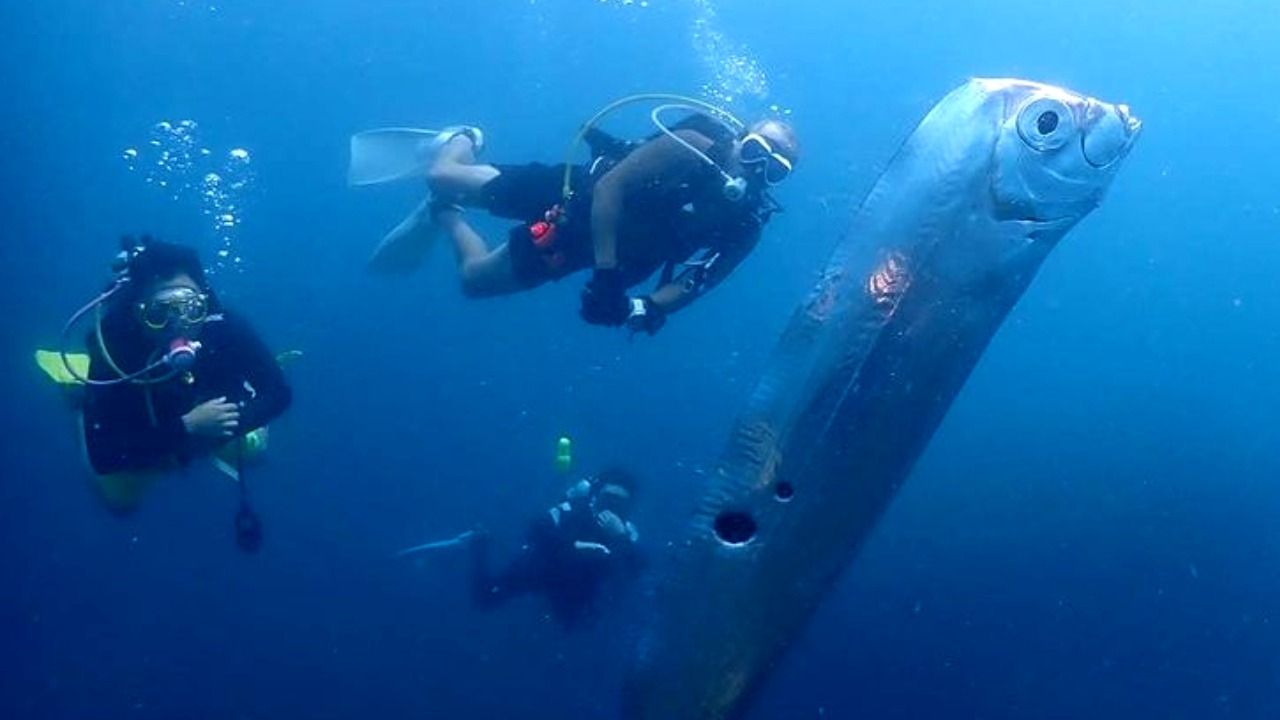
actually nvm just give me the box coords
[367,198,437,274]
[347,125,485,186]
[348,127,442,186]
[394,530,478,558]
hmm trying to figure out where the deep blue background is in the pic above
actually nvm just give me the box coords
[2,1,1278,718]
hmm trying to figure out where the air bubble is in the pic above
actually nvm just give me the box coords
[123,119,257,274]
[692,0,769,106]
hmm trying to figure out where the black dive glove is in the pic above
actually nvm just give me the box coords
[625,297,667,336]
[580,268,631,326]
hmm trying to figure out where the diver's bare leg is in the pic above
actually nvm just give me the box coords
[428,135,500,200]
[435,208,531,297]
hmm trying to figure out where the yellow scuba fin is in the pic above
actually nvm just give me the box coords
[94,471,160,514]
[35,350,88,385]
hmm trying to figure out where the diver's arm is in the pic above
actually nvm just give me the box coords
[222,315,292,434]
[646,271,701,315]
[573,541,612,556]
[647,228,762,316]
[589,178,623,271]
[589,129,712,270]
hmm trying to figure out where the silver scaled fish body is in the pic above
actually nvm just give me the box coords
[624,78,1141,720]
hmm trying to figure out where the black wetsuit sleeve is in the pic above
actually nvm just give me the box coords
[219,315,292,435]
[526,510,564,550]
[82,346,188,475]
[649,225,762,315]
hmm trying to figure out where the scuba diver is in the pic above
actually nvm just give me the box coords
[469,468,643,629]
[400,468,644,630]
[56,237,292,533]
[349,94,799,335]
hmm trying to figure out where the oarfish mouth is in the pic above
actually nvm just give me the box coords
[1082,102,1142,168]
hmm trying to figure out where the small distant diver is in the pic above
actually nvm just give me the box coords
[398,468,644,630]
[348,94,799,336]
[39,237,292,551]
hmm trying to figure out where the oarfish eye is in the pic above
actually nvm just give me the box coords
[1036,111,1059,134]
[1016,97,1076,151]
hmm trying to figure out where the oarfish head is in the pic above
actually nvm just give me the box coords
[983,78,1142,229]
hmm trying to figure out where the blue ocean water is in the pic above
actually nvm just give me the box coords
[2,1,1278,718]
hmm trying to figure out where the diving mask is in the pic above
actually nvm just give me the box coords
[739,133,793,186]
[139,286,209,330]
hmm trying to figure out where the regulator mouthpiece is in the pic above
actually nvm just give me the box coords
[166,338,201,370]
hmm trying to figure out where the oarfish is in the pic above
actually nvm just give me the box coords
[624,78,1141,719]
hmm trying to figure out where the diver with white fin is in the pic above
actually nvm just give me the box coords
[349,95,798,335]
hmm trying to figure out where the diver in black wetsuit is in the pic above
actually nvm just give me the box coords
[468,468,644,630]
[75,237,291,513]
[354,99,798,336]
